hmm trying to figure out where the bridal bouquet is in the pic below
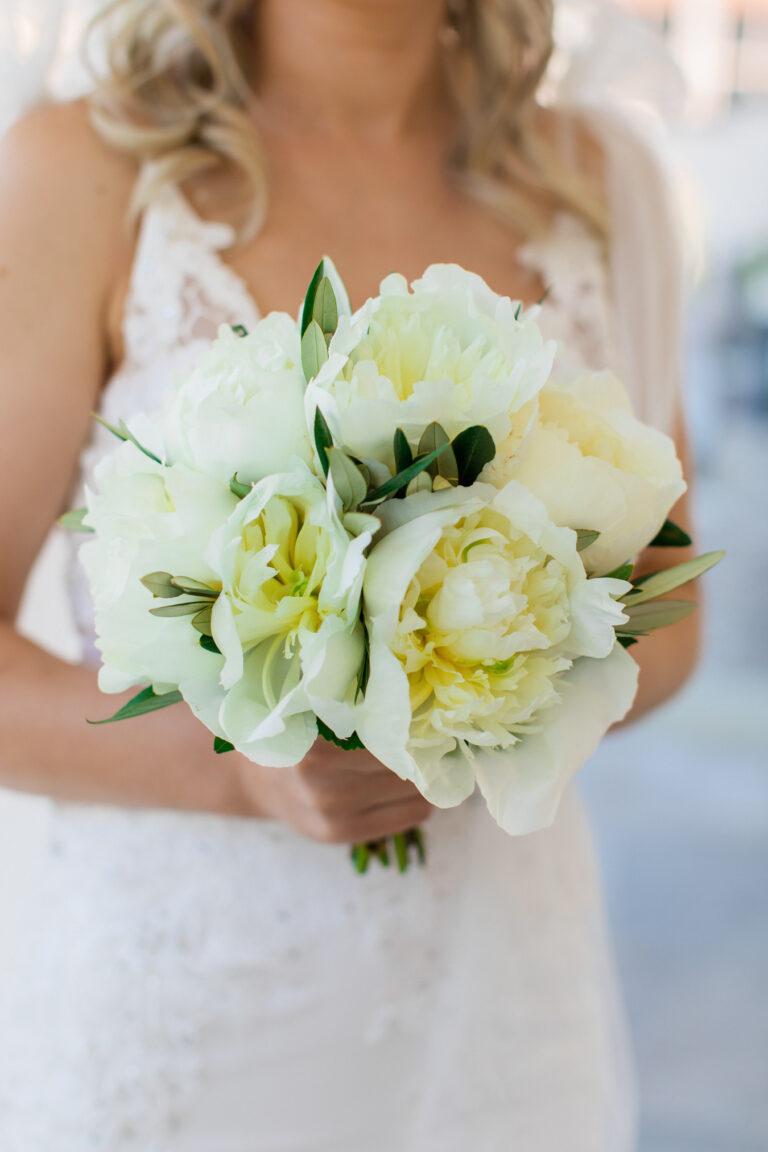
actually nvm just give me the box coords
[63,260,722,871]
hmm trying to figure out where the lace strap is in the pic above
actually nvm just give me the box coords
[579,105,685,434]
[518,213,616,381]
[121,182,260,370]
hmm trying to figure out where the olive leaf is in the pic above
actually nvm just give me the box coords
[93,414,162,465]
[405,471,433,497]
[87,685,183,726]
[230,474,251,499]
[327,447,369,511]
[141,571,184,599]
[313,277,338,341]
[149,599,211,618]
[317,717,365,751]
[199,634,221,655]
[170,576,218,598]
[301,257,350,343]
[214,737,235,754]
[622,551,724,607]
[606,563,635,582]
[313,407,334,476]
[418,422,458,484]
[649,519,693,549]
[364,442,452,504]
[191,603,214,636]
[301,319,329,383]
[452,425,496,486]
[393,428,413,498]
[576,529,600,552]
[618,598,699,635]
[58,507,93,533]
[393,428,413,473]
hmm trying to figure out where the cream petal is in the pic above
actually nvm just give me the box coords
[473,645,639,835]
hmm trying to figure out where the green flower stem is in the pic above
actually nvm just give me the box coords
[349,826,426,875]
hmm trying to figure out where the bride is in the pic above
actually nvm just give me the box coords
[0,1,699,1148]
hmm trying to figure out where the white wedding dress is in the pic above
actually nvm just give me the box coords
[0,106,683,1152]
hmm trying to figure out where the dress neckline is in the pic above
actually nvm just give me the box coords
[155,181,593,324]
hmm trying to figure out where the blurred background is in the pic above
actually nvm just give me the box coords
[0,2,766,1150]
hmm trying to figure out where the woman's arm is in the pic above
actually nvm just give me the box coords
[0,103,252,815]
[0,104,431,842]
[618,409,703,726]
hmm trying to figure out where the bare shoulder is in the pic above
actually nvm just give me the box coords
[0,99,139,281]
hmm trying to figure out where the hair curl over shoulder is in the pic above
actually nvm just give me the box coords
[85,0,607,244]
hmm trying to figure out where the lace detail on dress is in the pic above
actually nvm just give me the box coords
[0,185,637,1152]
[520,213,616,379]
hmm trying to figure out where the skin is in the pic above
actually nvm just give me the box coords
[0,0,699,843]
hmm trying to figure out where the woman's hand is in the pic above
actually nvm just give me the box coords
[236,741,432,844]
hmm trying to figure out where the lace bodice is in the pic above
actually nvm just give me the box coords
[2,157,654,1151]
[68,181,619,664]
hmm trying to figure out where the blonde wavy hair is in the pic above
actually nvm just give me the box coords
[85,0,608,245]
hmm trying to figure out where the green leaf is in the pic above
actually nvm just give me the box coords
[141,571,184,599]
[649,519,693,549]
[418,422,458,484]
[230,474,251,499]
[351,843,372,874]
[231,324,248,338]
[301,319,329,383]
[58,507,93,532]
[93,414,162,465]
[199,634,221,655]
[393,427,413,474]
[355,630,371,702]
[327,447,369,511]
[617,634,639,649]
[317,717,365,751]
[576,529,600,553]
[409,826,426,865]
[214,737,235,754]
[364,442,452,504]
[313,407,334,476]
[622,551,725,607]
[170,576,218,597]
[87,685,182,725]
[301,261,326,336]
[372,840,391,867]
[191,603,214,636]
[619,598,699,635]
[301,258,350,337]
[313,277,338,340]
[149,599,210,618]
[393,832,409,873]
[452,425,496,486]
[606,563,635,582]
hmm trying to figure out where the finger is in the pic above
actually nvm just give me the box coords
[346,796,432,844]
[305,741,388,778]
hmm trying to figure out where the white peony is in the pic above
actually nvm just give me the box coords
[162,318,314,485]
[351,480,638,835]
[80,440,237,702]
[201,465,379,767]
[483,372,686,575]
[305,264,556,470]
